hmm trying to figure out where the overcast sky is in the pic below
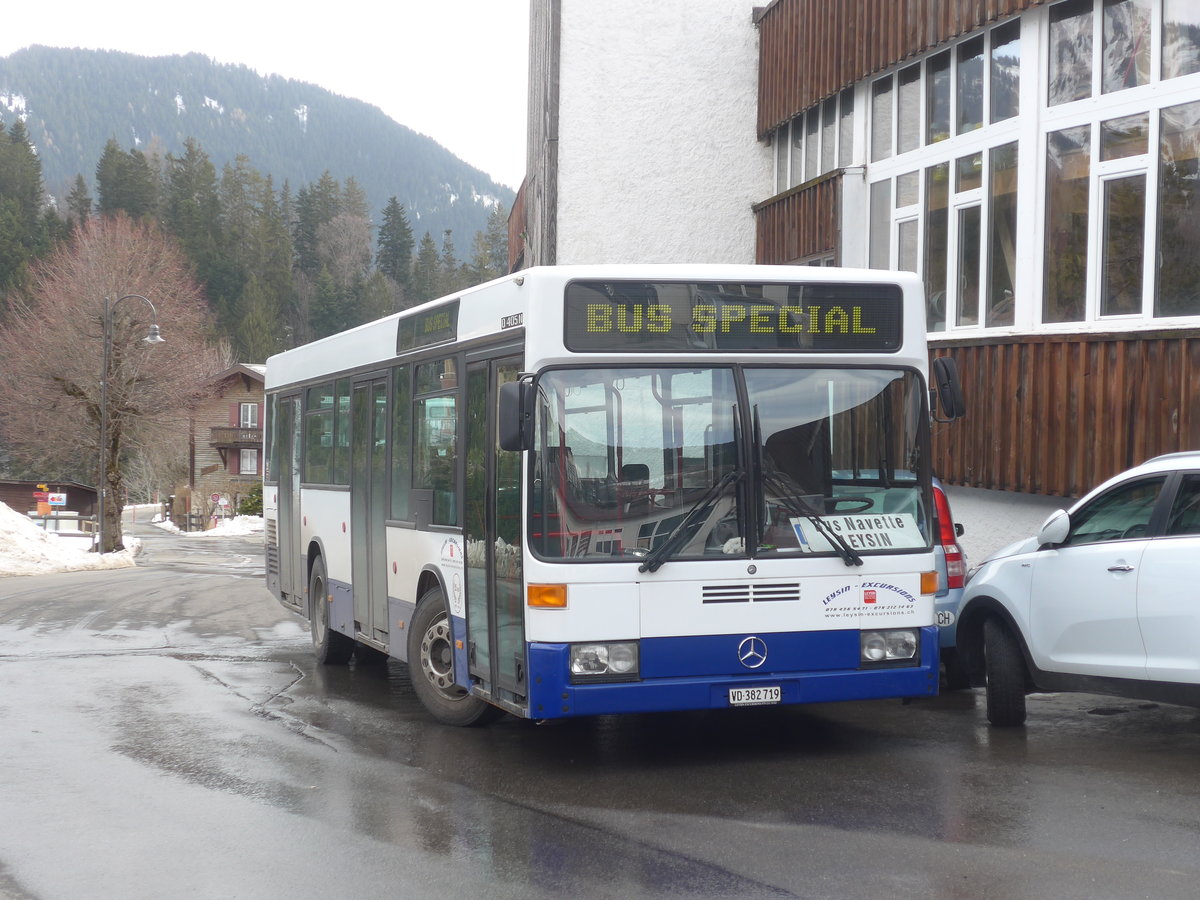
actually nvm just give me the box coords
[0,0,532,190]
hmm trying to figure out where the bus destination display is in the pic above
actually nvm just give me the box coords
[564,281,903,353]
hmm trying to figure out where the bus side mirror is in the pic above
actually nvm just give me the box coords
[498,381,533,451]
[931,356,966,421]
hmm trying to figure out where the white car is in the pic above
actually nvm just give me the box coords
[955,451,1200,726]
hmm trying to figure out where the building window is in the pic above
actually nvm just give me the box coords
[957,37,985,134]
[1163,0,1200,79]
[239,402,258,429]
[927,51,952,144]
[991,20,1021,123]
[1049,0,1093,106]
[1044,126,1091,323]
[987,143,1019,327]
[1157,99,1200,317]
[1103,0,1152,93]
[240,448,259,476]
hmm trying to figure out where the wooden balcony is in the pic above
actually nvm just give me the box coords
[209,426,262,447]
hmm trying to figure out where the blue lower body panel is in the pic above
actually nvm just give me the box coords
[525,626,939,719]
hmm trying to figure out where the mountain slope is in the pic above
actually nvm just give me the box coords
[0,45,512,239]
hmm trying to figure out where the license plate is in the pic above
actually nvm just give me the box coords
[728,686,781,707]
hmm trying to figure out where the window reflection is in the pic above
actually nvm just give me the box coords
[838,88,855,167]
[1101,175,1146,316]
[925,162,949,331]
[990,20,1021,123]
[1050,0,1093,106]
[1100,113,1149,160]
[1044,126,1090,323]
[1163,0,1200,80]
[957,37,984,133]
[957,205,982,326]
[1157,100,1200,317]
[1103,0,1151,93]
[898,64,921,153]
[871,77,893,162]
[927,51,951,143]
[987,144,1018,327]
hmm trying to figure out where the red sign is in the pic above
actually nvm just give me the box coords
[864,589,877,604]
[32,491,49,501]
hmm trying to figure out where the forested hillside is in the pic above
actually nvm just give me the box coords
[0,45,513,239]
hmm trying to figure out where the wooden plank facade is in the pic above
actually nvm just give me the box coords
[753,172,840,264]
[756,0,1048,135]
[932,332,1200,498]
[184,365,264,524]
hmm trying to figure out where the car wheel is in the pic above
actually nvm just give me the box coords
[407,587,502,727]
[310,557,354,665]
[983,618,1026,727]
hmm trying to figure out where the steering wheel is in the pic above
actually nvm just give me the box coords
[831,496,874,514]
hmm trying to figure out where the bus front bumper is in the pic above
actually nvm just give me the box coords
[523,626,939,719]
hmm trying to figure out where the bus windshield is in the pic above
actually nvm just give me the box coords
[531,366,931,562]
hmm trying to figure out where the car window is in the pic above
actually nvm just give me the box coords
[1165,474,1200,536]
[1063,477,1165,547]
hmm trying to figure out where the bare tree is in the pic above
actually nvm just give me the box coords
[0,215,224,551]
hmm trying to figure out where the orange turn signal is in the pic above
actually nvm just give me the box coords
[527,584,567,608]
[920,571,939,596]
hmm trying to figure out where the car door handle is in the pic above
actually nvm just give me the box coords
[1107,564,1135,572]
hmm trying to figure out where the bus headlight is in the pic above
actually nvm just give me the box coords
[860,629,919,665]
[569,641,639,682]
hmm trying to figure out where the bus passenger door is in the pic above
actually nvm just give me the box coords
[351,378,390,644]
[276,394,303,603]
[464,357,526,702]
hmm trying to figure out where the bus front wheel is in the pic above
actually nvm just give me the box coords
[310,557,354,665]
[408,588,501,726]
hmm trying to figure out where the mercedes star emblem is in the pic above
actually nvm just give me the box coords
[737,635,768,669]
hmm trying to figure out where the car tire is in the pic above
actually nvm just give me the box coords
[407,586,502,727]
[310,557,354,665]
[983,618,1026,727]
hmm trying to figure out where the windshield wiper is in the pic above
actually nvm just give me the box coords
[760,470,862,567]
[638,469,744,574]
[751,405,861,567]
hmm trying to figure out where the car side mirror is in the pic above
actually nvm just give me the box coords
[498,380,534,451]
[1037,509,1070,547]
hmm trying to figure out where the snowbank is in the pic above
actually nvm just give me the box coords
[152,515,264,537]
[0,501,141,577]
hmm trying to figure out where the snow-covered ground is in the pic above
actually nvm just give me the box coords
[0,501,141,577]
[152,514,264,537]
[0,501,265,577]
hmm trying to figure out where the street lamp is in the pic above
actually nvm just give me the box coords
[97,294,165,554]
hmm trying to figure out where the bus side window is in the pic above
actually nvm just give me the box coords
[303,382,334,483]
[391,365,412,520]
[414,358,458,526]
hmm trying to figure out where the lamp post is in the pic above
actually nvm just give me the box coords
[98,294,165,554]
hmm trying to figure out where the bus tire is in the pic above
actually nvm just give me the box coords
[983,618,1026,727]
[310,557,353,665]
[408,587,501,726]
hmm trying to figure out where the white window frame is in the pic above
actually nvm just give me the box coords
[239,402,259,429]
[239,448,259,475]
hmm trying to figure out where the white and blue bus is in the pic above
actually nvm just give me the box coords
[263,265,964,725]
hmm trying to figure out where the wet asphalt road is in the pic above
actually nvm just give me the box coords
[1,521,1198,899]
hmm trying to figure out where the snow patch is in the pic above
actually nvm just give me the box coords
[175,92,186,114]
[0,501,140,577]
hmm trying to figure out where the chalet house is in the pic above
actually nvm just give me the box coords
[183,363,265,524]
[514,0,1200,498]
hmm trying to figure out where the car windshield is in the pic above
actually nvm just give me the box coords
[529,366,932,562]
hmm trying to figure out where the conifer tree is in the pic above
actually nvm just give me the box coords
[66,175,93,228]
[95,139,159,220]
[376,196,414,298]
[411,231,440,305]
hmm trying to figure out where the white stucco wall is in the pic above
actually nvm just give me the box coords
[554,1,772,265]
